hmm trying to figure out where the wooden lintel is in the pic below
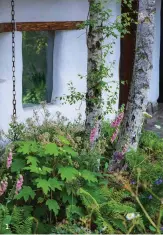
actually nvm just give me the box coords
[0,21,83,33]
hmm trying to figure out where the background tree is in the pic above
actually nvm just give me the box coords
[85,0,103,145]
[110,0,156,171]
[85,0,133,147]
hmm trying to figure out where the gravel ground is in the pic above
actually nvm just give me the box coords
[144,104,163,138]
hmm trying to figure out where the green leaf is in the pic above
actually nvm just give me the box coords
[44,143,59,156]
[15,186,36,202]
[3,215,12,225]
[58,135,70,145]
[58,167,79,182]
[46,199,60,216]
[17,141,38,154]
[60,191,77,205]
[48,178,62,191]
[62,146,78,157]
[80,170,98,183]
[35,179,50,195]
[78,188,99,210]
[41,166,53,175]
[149,226,156,232]
[107,200,135,214]
[11,159,26,172]
[66,205,83,219]
[37,197,44,204]
[26,156,39,166]
[23,165,40,174]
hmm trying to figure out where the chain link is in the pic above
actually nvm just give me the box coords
[11,0,17,139]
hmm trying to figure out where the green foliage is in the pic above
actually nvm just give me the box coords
[0,114,108,233]
[0,205,34,234]
[80,170,98,183]
[23,66,46,104]
[15,186,36,202]
[58,167,79,182]
[46,199,60,216]
[44,143,59,156]
[2,107,163,233]
[51,221,92,234]
[11,207,34,234]
[57,0,135,118]
[35,179,51,195]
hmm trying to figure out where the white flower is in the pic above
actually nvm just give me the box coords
[155,125,161,129]
[126,213,140,221]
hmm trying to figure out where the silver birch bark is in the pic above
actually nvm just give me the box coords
[110,0,156,171]
[85,0,103,144]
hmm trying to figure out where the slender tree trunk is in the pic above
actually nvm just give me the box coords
[85,0,103,145]
[110,0,156,171]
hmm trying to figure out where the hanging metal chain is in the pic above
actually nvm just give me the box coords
[11,0,16,121]
[11,0,17,140]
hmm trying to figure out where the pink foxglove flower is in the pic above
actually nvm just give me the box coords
[111,128,119,143]
[0,178,8,196]
[90,122,100,144]
[15,174,23,195]
[111,112,124,128]
[6,150,13,169]
[90,127,98,144]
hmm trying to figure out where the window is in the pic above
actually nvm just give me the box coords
[22,31,54,106]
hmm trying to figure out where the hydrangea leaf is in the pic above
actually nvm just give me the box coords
[41,166,53,175]
[58,167,79,182]
[46,199,60,216]
[15,186,36,202]
[48,178,63,191]
[37,197,44,204]
[11,159,26,172]
[80,170,98,183]
[17,141,38,154]
[44,143,59,156]
[58,135,70,145]
[62,146,78,157]
[60,190,77,204]
[23,165,40,174]
[35,179,50,195]
[26,156,39,166]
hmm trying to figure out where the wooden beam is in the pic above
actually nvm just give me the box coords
[119,1,139,108]
[0,21,83,33]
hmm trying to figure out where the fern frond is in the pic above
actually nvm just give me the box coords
[78,188,99,211]
[107,200,136,214]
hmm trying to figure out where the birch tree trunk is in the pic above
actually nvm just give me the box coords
[110,0,156,171]
[85,0,103,145]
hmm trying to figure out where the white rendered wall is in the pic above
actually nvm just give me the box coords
[0,0,143,133]
[0,32,23,132]
[52,30,87,103]
[148,0,161,104]
[0,0,122,132]
[0,0,89,23]
[22,2,121,125]
[0,0,161,134]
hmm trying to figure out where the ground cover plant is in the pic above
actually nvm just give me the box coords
[0,108,163,234]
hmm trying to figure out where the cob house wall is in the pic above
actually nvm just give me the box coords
[0,0,161,132]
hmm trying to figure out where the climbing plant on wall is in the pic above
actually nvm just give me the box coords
[57,0,135,145]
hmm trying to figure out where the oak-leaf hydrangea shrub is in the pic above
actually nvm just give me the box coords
[0,110,136,234]
[1,107,163,233]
